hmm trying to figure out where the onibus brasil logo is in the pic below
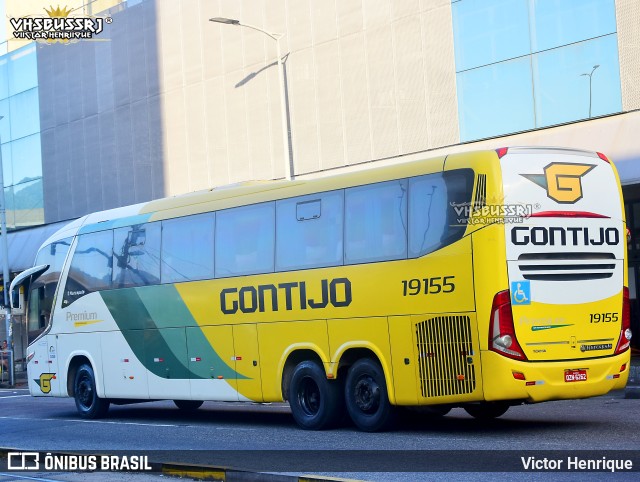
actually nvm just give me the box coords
[10,5,112,44]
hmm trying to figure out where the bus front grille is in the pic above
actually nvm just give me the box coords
[415,315,476,398]
[517,252,616,281]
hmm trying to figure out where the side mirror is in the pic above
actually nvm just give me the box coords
[11,285,24,315]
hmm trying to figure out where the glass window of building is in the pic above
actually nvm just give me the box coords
[452,0,531,71]
[0,41,43,229]
[8,44,37,96]
[533,35,622,127]
[457,57,535,142]
[12,178,43,227]
[452,0,622,142]
[9,88,40,140]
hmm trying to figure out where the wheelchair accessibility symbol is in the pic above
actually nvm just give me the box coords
[511,281,531,305]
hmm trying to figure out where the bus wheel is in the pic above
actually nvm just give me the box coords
[464,402,509,420]
[74,363,110,419]
[174,400,204,411]
[345,359,395,432]
[288,360,343,430]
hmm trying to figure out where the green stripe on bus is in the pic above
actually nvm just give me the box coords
[100,286,246,380]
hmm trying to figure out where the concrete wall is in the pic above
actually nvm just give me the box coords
[616,0,640,111]
[37,0,459,223]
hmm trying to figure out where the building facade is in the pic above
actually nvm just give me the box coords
[0,0,640,344]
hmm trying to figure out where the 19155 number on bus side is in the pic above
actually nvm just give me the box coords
[401,276,455,296]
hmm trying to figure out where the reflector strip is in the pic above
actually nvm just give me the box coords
[154,358,164,363]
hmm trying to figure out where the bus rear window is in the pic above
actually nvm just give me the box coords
[409,169,474,258]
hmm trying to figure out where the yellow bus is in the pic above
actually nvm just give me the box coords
[12,147,631,431]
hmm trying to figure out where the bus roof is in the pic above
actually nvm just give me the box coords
[39,149,503,247]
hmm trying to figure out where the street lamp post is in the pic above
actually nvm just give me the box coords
[209,17,293,181]
[580,64,600,118]
[0,115,13,386]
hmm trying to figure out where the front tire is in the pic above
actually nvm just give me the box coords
[345,359,395,432]
[288,360,343,430]
[464,402,509,420]
[74,363,109,419]
[174,400,204,411]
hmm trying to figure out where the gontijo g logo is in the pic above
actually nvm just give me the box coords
[10,5,112,44]
[521,162,596,204]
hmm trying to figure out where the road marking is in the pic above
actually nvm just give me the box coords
[0,473,63,482]
[0,416,178,428]
[0,395,31,399]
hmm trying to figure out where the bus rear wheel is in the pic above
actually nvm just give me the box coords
[288,360,343,430]
[174,400,203,411]
[74,363,110,419]
[345,359,395,432]
[464,402,509,420]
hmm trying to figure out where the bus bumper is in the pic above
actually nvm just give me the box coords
[481,350,630,403]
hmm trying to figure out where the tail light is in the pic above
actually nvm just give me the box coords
[489,290,527,361]
[615,286,632,355]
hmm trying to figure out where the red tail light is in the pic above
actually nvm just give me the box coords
[489,290,527,361]
[615,286,632,355]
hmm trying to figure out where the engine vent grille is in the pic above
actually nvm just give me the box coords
[415,316,476,398]
[474,174,487,210]
[517,252,616,281]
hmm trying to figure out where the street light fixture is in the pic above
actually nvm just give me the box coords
[580,64,600,119]
[209,17,293,181]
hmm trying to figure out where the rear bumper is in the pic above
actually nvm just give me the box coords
[481,350,630,403]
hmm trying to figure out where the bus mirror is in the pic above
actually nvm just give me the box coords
[11,285,24,315]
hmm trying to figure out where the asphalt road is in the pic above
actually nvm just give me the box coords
[0,387,639,481]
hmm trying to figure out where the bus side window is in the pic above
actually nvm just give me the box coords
[345,180,408,264]
[276,191,344,271]
[161,213,215,283]
[216,202,275,278]
[113,223,161,288]
[27,238,71,341]
[63,231,113,306]
[408,169,474,257]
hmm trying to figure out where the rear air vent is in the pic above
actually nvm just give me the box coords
[415,316,476,398]
[517,252,616,281]
[474,174,487,210]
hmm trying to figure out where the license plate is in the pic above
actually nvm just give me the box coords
[564,369,587,382]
